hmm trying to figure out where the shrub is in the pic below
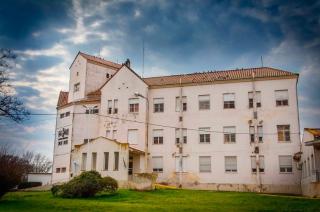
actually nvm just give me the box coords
[101,176,118,193]
[51,171,115,198]
[18,182,42,189]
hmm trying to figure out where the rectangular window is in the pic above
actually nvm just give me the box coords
[225,156,237,172]
[114,99,118,114]
[63,140,68,145]
[60,113,65,118]
[92,106,99,114]
[248,91,261,108]
[223,93,235,109]
[61,167,66,173]
[199,128,211,143]
[279,155,292,173]
[74,83,80,92]
[251,156,265,173]
[108,100,112,114]
[127,129,138,145]
[277,125,290,142]
[275,90,289,106]
[114,152,119,171]
[176,96,187,112]
[153,129,164,144]
[199,156,211,173]
[175,128,187,144]
[199,95,210,110]
[81,153,87,171]
[129,98,139,113]
[104,152,109,170]
[112,130,117,140]
[56,168,61,173]
[152,156,163,172]
[249,126,263,143]
[65,112,70,117]
[224,126,236,143]
[92,152,97,171]
[153,98,164,113]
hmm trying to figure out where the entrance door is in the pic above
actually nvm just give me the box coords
[128,156,133,175]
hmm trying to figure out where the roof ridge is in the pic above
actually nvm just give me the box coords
[79,51,122,67]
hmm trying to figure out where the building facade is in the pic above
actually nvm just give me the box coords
[301,128,320,197]
[52,52,301,194]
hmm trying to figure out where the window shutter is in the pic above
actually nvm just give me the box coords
[224,126,236,133]
[279,155,292,167]
[152,156,163,169]
[225,156,237,170]
[199,156,211,172]
[127,129,138,144]
[129,98,139,104]
[153,98,163,104]
[199,95,210,101]
[153,129,163,137]
[275,90,288,100]
[251,156,257,169]
[224,93,235,101]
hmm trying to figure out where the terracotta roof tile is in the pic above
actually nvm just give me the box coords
[79,52,122,69]
[57,91,68,107]
[143,67,298,86]
[305,128,320,137]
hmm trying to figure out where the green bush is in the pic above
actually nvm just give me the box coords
[18,182,42,189]
[101,176,118,193]
[51,171,118,198]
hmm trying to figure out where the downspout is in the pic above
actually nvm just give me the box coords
[179,77,183,187]
[252,71,262,192]
[144,88,149,172]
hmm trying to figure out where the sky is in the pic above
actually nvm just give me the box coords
[0,0,319,158]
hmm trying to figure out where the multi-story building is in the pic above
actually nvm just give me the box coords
[52,52,301,194]
[301,128,320,197]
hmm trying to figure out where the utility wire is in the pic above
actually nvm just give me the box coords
[1,112,301,136]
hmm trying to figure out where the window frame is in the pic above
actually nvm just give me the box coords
[279,155,293,173]
[223,93,235,109]
[153,129,164,145]
[152,156,164,173]
[223,126,236,143]
[199,156,211,173]
[225,156,237,173]
[198,95,210,110]
[199,127,211,144]
[275,90,289,106]
[277,125,291,142]
[74,82,80,92]
[128,98,139,113]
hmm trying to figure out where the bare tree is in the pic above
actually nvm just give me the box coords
[0,145,31,198]
[0,49,29,123]
[22,151,52,173]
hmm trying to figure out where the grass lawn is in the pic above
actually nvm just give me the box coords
[0,189,319,211]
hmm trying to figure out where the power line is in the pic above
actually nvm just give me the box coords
[1,112,301,136]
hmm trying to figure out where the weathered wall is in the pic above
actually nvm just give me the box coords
[68,54,87,102]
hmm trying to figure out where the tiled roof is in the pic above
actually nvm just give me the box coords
[143,67,298,86]
[57,91,68,107]
[79,52,122,69]
[305,128,320,137]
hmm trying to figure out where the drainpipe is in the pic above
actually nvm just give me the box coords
[145,90,149,173]
[179,77,183,187]
[252,72,262,192]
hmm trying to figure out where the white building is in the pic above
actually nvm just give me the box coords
[52,52,302,194]
[301,128,320,197]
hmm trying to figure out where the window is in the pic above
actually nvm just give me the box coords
[224,126,236,143]
[223,93,235,109]
[81,153,87,171]
[175,128,187,144]
[106,130,111,138]
[152,156,163,172]
[248,91,261,108]
[199,156,211,173]
[275,90,289,106]
[92,106,99,114]
[58,141,62,146]
[153,129,164,144]
[106,73,110,78]
[279,155,292,173]
[251,156,265,173]
[199,128,210,143]
[153,98,164,113]
[108,100,112,114]
[56,168,61,173]
[61,167,66,173]
[60,113,65,118]
[104,152,109,170]
[176,96,187,112]
[277,125,290,142]
[114,99,118,114]
[129,98,139,113]
[114,152,119,171]
[112,130,117,140]
[76,72,79,76]
[249,126,263,143]
[63,140,68,145]
[58,128,69,140]
[225,156,237,172]
[74,83,80,92]
[92,152,97,171]
[84,139,89,144]
[199,95,210,110]
[127,129,138,145]
[65,112,70,117]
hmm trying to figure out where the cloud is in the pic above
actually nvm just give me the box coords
[17,43,70,59]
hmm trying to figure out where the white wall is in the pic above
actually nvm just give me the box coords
[28,173,52,185]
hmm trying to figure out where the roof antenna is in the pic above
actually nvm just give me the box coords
[260,56,264,67]
[142,38,145,77]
